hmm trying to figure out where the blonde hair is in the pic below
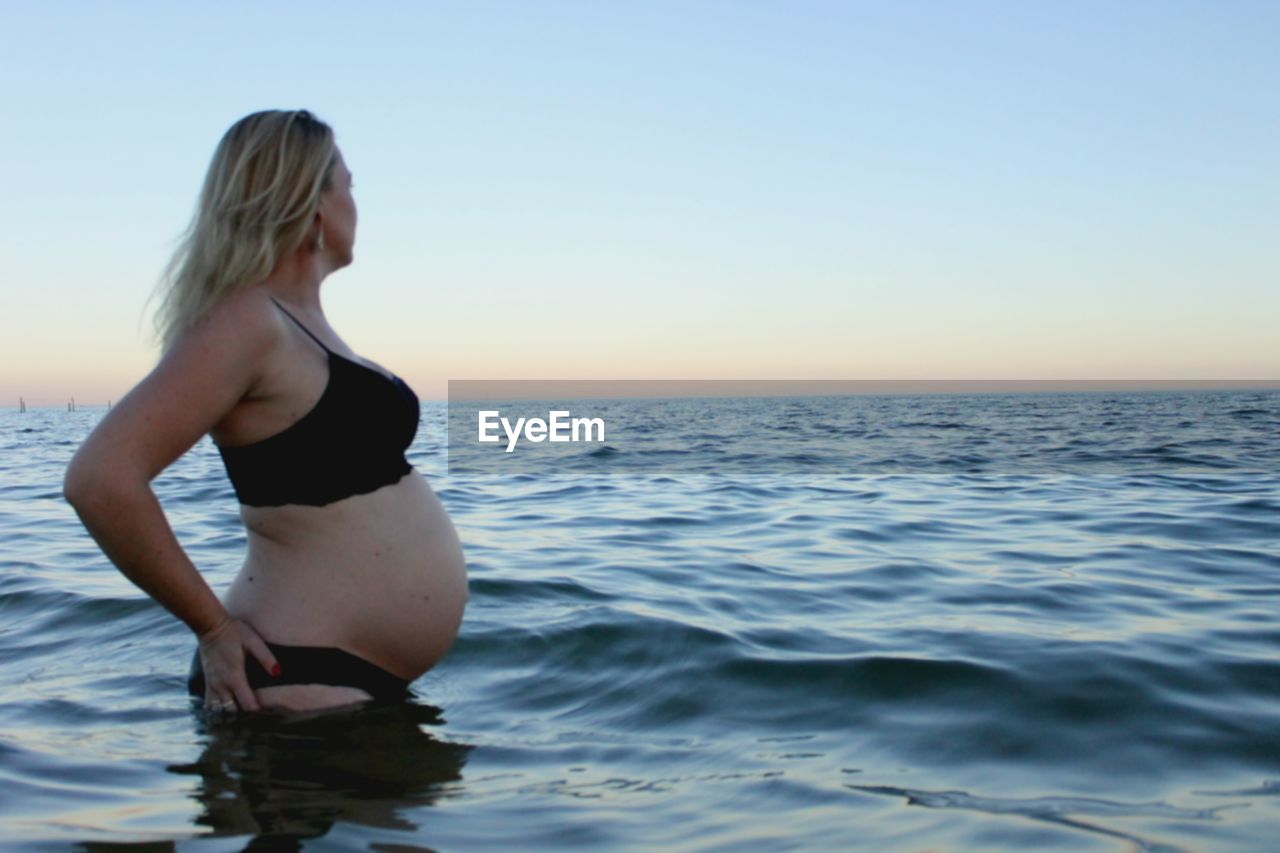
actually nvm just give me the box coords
[152,109,336,350]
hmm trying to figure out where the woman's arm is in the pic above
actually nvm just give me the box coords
[64,291,280,710]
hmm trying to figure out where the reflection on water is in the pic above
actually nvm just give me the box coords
[169,701,470,845]
[848,784,1241,853]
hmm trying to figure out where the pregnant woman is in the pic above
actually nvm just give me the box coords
[64,109,468,714]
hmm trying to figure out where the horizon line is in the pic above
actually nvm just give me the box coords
[9,379,1279,409]
[448,378,1280,401]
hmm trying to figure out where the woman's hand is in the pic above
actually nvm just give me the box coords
[197,617,281,713]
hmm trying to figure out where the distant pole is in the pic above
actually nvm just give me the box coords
[19,396,25,413]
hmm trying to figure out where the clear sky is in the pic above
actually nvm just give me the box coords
[2,1,1276,405]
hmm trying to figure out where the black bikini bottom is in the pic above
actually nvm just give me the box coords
[187,642,412,703]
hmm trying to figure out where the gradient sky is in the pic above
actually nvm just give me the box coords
[2,1,1276,405]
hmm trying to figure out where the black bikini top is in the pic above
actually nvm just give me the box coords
[217,299,420,507]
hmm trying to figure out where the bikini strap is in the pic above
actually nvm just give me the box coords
[269,297,331,353]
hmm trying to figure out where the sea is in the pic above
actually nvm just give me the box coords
[1,389,1277,850]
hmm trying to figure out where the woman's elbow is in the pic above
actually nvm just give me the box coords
[63,454,98,509]
[63,450,126,510]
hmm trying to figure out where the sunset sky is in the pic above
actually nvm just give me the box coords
[2,1,1276,405]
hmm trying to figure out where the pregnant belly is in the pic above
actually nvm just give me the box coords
[223,471,469,679]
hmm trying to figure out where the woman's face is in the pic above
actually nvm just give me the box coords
[319,148,357,267]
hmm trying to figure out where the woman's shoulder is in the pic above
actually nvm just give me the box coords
[176,286,287,360]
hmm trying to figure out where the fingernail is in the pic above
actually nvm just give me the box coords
[271,664,281,677]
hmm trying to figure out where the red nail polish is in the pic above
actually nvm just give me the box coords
[271,664,281,677]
